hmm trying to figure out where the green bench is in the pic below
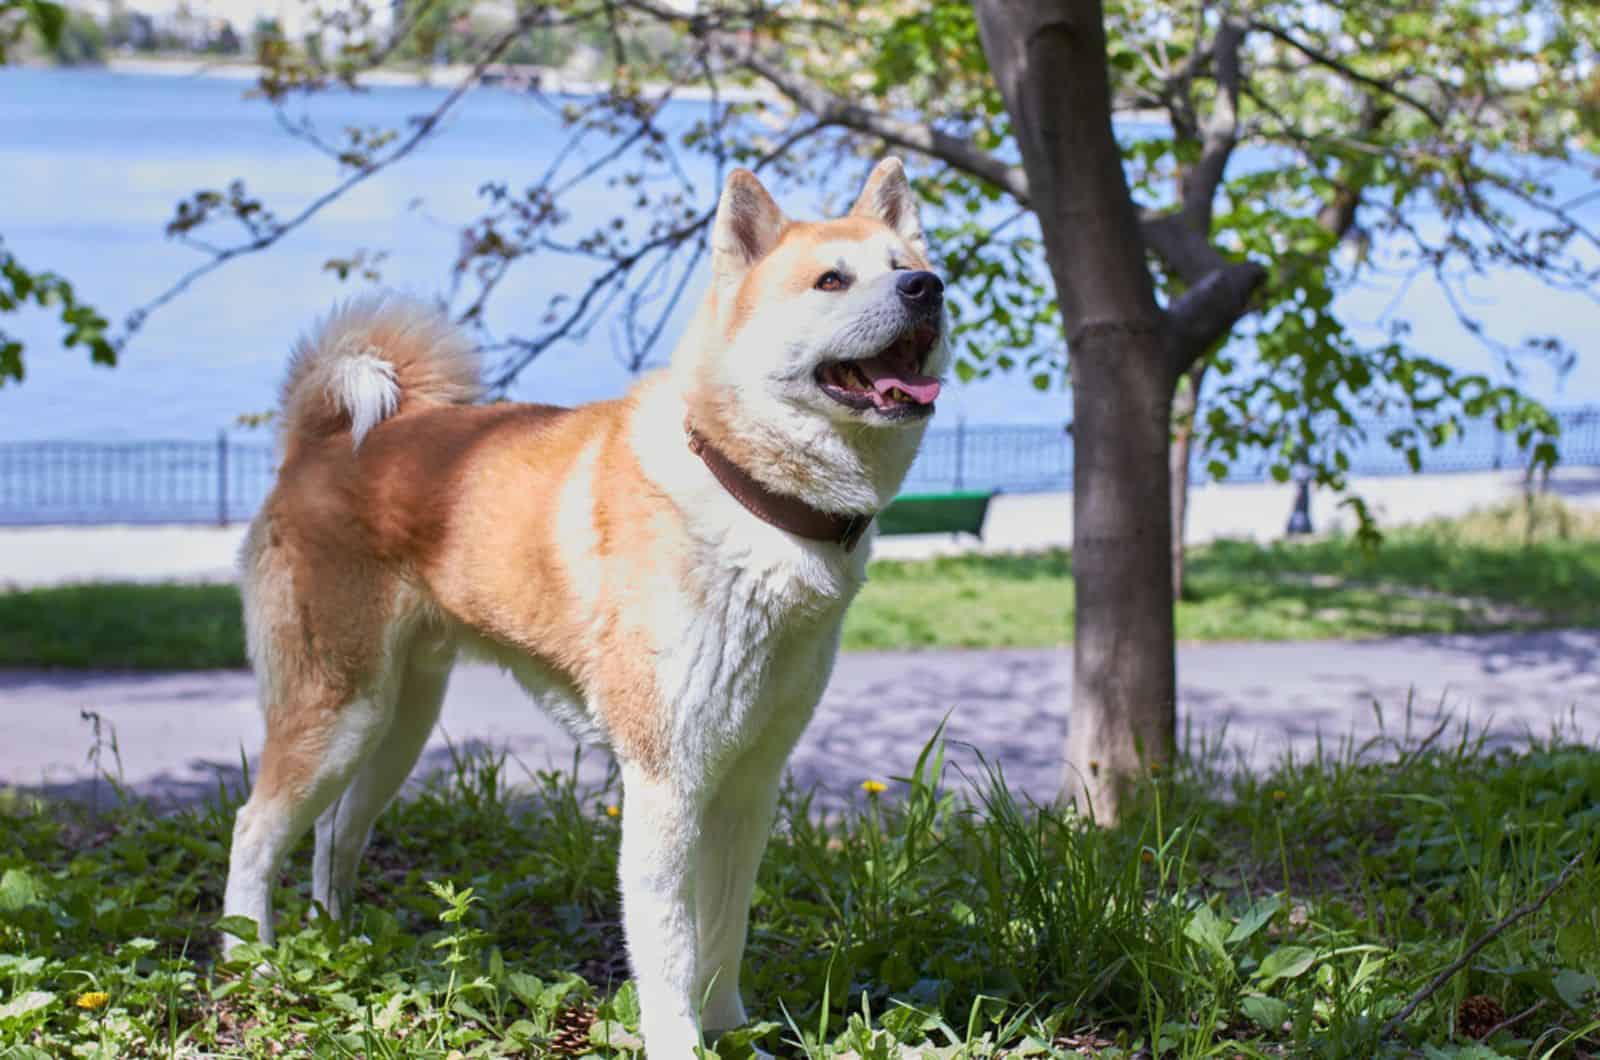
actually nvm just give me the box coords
[877,490,994,538]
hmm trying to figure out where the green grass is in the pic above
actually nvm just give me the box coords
[1,720,1597,1057]
[844,497,1600,650]
[0,582,246,669]
[3,500,1597,668]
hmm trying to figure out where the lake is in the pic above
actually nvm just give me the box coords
[0,65,1589,442]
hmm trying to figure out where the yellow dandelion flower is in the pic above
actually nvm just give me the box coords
[1271,789,1288,802]
[605,804,620,818]
[1148,762,1163,776]
[76,991,110,1011]
[861,779,888,795]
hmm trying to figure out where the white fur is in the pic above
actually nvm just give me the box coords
[222,584,423,952]
[222,162,943,1059]
[329,350,400,448]
[595,167,949,1051]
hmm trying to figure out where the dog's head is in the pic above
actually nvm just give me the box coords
[683,158,952,433]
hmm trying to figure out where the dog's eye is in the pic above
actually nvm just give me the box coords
[814,270,849,292]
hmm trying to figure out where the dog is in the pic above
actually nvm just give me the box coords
[220,157,950,1056]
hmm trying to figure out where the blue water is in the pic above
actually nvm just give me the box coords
[0,66,1591,442]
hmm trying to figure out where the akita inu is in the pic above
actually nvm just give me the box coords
[220,158,949,1056]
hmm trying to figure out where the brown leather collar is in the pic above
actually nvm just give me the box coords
[686,425,873,552]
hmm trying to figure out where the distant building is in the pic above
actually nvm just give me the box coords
[60,0,394,50]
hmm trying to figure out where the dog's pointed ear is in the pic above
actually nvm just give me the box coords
[850,157,925,256]
[711,169,786,280]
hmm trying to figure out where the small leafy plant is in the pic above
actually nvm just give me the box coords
[0,716,1595,1057]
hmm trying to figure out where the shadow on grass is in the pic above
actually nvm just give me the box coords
[3,718,1596,1057]
[1197,534,1600,625]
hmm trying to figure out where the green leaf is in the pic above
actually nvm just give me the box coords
[711,1019,782,1058]
[0,990,56,1026]
[0,868,40,912]
[1554,968,1597,1010]
[24,0,66,47]
[215,915,259,943]
[1253,945,1318,987]
[589,1019,644,1051]
[1228,895,1281,945]
[1183,904,1230,965]
[504,970,545,1011]
[1239,993,1288,1030]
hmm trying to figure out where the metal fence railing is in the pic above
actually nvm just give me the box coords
[0,435,277,527]
[3,409,1597,527]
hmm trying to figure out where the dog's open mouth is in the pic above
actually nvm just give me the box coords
[815,323,941,417]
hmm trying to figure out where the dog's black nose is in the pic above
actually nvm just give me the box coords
[896,270,944,309]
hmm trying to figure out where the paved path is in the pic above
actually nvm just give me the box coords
[4,630,1596,811]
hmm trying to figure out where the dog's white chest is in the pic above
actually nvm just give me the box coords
[653,542,852,771]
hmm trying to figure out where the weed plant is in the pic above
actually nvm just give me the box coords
[1,713,1596,1057]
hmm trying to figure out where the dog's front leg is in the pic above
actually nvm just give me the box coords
[618,761,705,1057]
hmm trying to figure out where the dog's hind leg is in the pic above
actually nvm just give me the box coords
[222,685,395,957]
[312,641,453,924]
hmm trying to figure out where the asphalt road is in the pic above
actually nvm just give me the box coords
[4,629,1596,811]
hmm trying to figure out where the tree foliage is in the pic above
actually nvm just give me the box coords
[61,0,1584,504]
[0,0,61,61]
[756,0,1590,504]
[0,0,116,387]
[7,2,1592,489]
[6,0,1595,809]
[0,240,114,387]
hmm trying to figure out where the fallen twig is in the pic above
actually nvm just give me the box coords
[1382,850,1587,1039]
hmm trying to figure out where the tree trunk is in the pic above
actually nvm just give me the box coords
[1068,327,1179,820]
[1168,360,1209,600]
[975,0,1177,821]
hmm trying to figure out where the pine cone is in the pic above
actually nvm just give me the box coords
[549,1002,599,1057]
[1458,994,1506,1040]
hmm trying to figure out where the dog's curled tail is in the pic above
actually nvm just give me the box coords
[279,295,481,448]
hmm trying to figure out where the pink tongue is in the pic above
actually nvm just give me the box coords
[872,375,942,405]
[865,369,941,405]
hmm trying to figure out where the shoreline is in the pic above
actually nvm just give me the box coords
[21,55,776,102]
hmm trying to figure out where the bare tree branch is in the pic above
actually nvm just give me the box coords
[1250,18,1443,127]
[1179,16,1243,233]
[481,118,829,390]
[118,9,550,345]
[1164,259,1267,373]
[1141,210,1233,284]
[734,46,1032,204]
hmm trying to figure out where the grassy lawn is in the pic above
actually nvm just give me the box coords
[2,500,1597,668]
[1,728,1596,1056]
[0,582,246,669]
[848,497,1600,650]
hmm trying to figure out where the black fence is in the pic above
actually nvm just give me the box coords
[3,409,1597,527]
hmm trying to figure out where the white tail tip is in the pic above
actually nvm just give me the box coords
[329,349,400,448]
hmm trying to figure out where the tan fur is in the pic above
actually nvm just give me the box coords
[246,390,682,788]
[225,161,947,1056]
[244,204,923,794]
[279,296,481,445]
